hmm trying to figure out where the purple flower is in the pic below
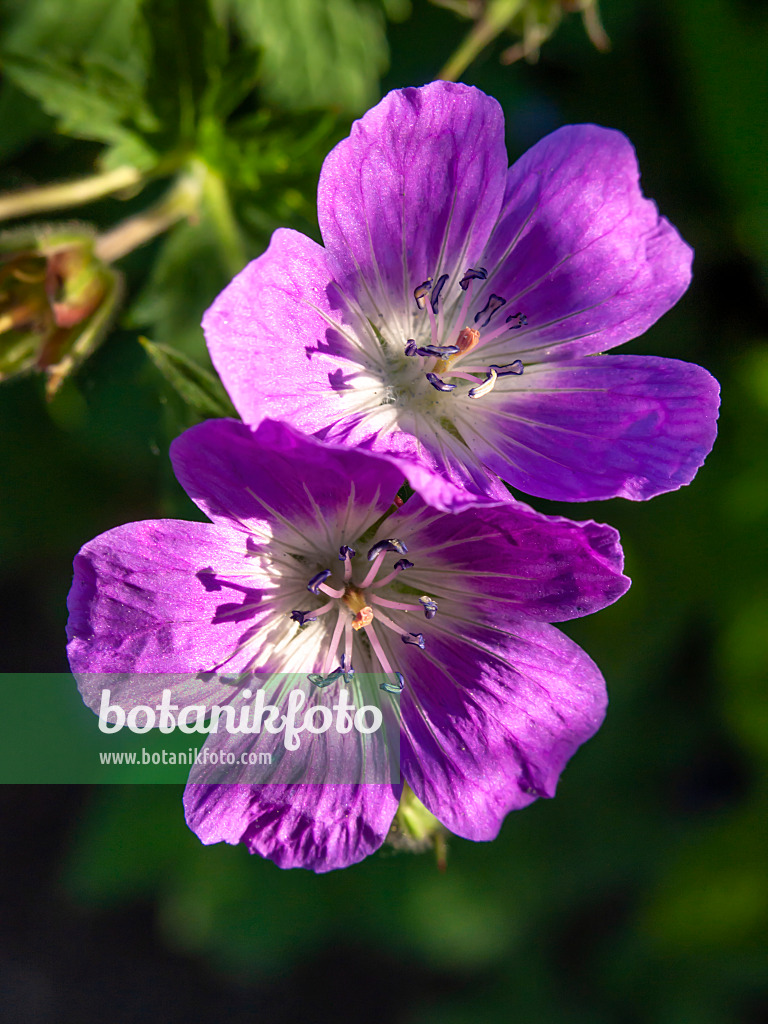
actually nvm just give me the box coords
[67,418,630,872]
[204,81,719,511]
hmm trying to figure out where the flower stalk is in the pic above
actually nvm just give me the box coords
[0,166,143,225]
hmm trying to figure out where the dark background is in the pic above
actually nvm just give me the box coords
[0,0,766,1020]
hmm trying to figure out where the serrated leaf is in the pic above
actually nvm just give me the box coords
[230,0,388,114]
[139,337,237,420]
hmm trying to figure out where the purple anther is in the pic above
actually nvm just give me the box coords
[401,632,426,649]
[505,311,528,329]
[380,672,404,694]
[340,653,354,676]
[474,293,507,328]
[404,339,418,356]
[417,344,460,358]
[459,267,488,290]
[291,610,317,626]
[418,595,438,619]
[413,279,433,310]
[394,558,414,571]
[489,360,524,377]
[426,372,457,392]
[367,538,408,560]
[307,569,332,594]
[430,273,449,314]
[338,544,356,560]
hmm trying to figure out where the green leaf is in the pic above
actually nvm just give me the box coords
[229,0,388,114]
[0,0,158,167]
[139,336,237,420]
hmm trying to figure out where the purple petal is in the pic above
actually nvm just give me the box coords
[66,520,272,674]
[392,494,630,621]
[170,418,404,534]
[203,227,373,433]
[481,125,693,361]
[318,82,508,309]
[184,782,400,872]
[398,618,607,840]
[458,355,720,501]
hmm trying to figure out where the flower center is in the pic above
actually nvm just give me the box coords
[389,266,528,406]
[290,538,435,694]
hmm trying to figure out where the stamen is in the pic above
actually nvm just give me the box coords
[380,672,404,694]
[404,339,418,356]
[489,360,524,376]
[367,538,408,560]
[474,293,507,328]
[338,545,356,560]
[413,278,433,310]
[468,367,498,400]
[352,605,374,630]
[308,668,344,688]
[505,311,528,329]
[322,607,347,675]
[430,273,449,313]
[418,596,438,619]
[401,632,426,649]
[343,620,353,676]
[370,594,425,613]
[370,557,415,590]
[291,610,317,626]
[417,344,460,358]
[340,652,354,683]
[459,267,488,290]
[364,622,394,675]
[425,372,456,393]
[307,570,332,594]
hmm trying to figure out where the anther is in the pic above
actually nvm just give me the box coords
[291,610,317,626]
[430,273,449,314]
[489,361,524,376]
[425,372,456,393]
[401,632,426,649]
[413,279,433,310]
[404,339,418,356]
[340,653,355,681]
[338,545,356,560]
[459,267,488,290]
[468,367,498,399]
[308,668,344,688]
[474,293,507,328]
[417,344,460,358]
[505,311,528,328]
[394,558,414,571]
[307,569,332,594]
[418,596,438,619]
[367,538,408,560]
[380,672,404,694]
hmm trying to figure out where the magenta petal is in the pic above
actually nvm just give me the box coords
[392,494,630,621]
[203,227,369,433]
[67,520,270,674]
[483,125,693,360]
[318,81,508,306]
[461,355,720,501]
[399,619,606,840]
[184,782,400,872]
[170,418,404,533]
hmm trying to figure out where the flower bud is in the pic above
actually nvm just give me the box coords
[0,225,120,397]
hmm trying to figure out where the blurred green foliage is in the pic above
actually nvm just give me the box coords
[0,0,766,1021]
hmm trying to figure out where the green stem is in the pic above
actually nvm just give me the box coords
[0,166,144,224]
[201,164,247,278]
[437,0,526,81]
[94,168,205,264]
